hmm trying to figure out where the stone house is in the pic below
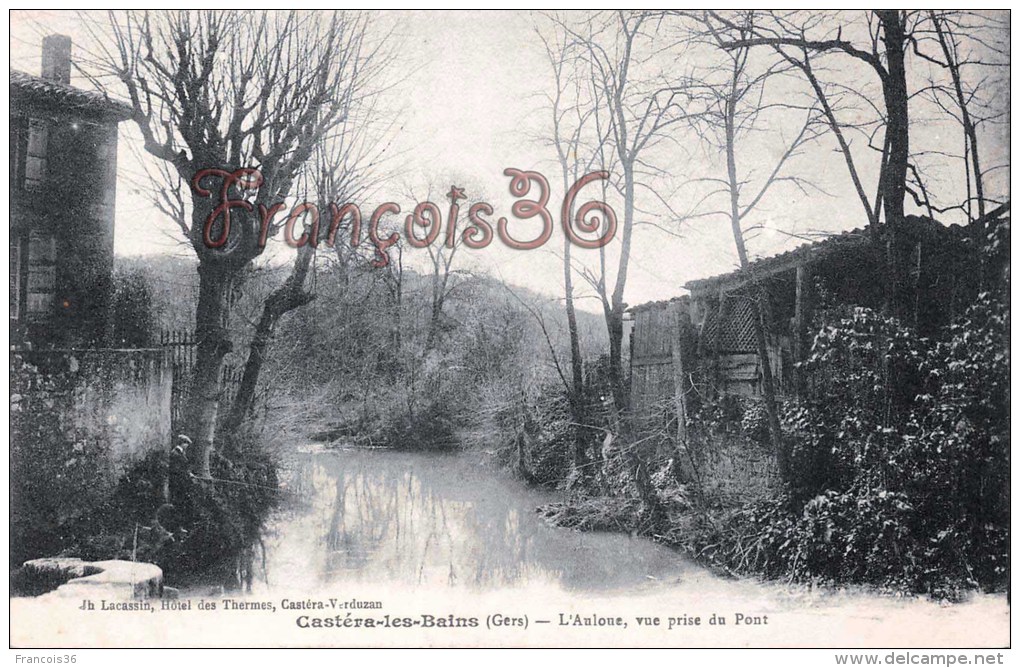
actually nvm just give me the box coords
[10,34,132,348]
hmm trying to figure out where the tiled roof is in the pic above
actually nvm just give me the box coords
[683,216,969,294]
[684,226,871,293]
[628,295,688,315]
[10,70,132,120]
[626,215,984,314]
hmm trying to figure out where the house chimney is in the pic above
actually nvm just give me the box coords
[41,34,72,84]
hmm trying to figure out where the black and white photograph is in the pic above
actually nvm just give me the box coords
[7,9,1012,654]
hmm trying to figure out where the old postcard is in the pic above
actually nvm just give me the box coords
[8,9,1011,652]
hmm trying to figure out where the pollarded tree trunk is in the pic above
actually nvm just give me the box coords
[186,261,236,478]
[183,169,272,478]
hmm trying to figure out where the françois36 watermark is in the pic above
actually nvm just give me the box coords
[191,167,618,267]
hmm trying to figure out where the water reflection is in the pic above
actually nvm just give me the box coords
[257,448,689,593]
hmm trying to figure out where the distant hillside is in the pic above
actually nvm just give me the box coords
[115,252,612,370]
[451,272,608,357]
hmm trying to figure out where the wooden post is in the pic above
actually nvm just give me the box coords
[670,301,701,480]
[794,263,813,396]
[669,302,689,447]
[913,241,922,331]
[670,300,710,500]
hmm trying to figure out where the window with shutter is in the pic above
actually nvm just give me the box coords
[26,230,56,318]
[24,119,49,191]
[10,236,21,321]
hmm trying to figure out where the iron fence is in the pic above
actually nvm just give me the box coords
[160,329,242,434]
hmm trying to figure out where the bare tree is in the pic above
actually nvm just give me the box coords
[683,11,824,481]
[764,39,883,229]
[708,12,908,224]
[83,10,390,475]
[703,10,1009,317]
[535,17,606,477]
[693,11,918,320]
[398,178,476,356]
[568,11,701,416]
[912,11,1010,224]
[421,202,465,356]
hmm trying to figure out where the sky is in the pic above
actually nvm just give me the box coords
[9,10,1011,313]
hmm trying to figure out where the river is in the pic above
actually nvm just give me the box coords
[238,444,1009,647]
[256,445,689,593]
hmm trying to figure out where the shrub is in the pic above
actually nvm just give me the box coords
[707,297,1010,597]
[538,496,643,533]
[381,403,459,450]
[486,381,575,487]
[739,398,770,443]
[10,410,281,592]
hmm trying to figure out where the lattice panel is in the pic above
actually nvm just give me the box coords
[700,295,771,353]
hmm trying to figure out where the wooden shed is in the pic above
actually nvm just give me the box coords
[628,215,992,429]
